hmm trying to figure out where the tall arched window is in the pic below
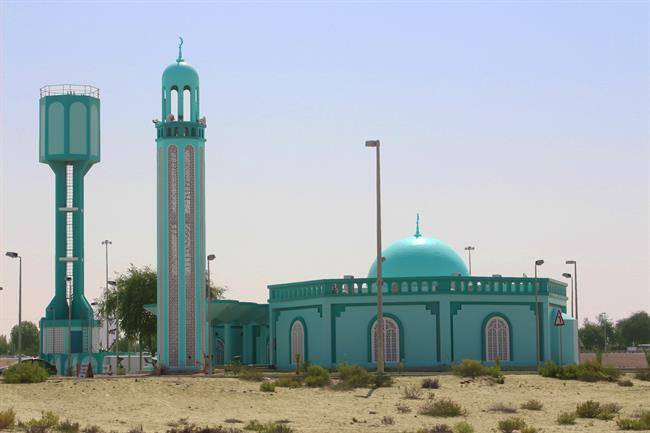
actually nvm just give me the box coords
[215,337,224,365]
[170,87,179,120]
[290,320,305,364]
[372,317,400,363]
[183,87,191,121]
[485,316,510,361]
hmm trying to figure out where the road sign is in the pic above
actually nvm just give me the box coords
[554,309,565,326]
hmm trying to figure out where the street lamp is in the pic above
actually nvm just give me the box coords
[562,273,574,318]
[207,254,216,300]
[464,246,475,276]
[565,260,578,324]
[101,240,112,350]
[365,139,385,374]
[534,259,544,368]
[5,252,22,362]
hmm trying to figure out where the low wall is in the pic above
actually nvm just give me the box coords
[580,352,648,369]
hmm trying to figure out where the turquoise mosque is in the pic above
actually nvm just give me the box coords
[38,41,579,373]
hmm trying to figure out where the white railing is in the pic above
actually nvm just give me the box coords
[40,84,99,98]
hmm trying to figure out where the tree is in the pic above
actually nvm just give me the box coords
[9,321,39,355]
[0,335,9,355]
[616,311,650,347]
[207,273,226,300]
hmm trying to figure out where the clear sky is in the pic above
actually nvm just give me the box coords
[0,1,648,338]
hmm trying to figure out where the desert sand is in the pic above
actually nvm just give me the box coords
[1,373,648,432]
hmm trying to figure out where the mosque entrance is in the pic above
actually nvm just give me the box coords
[215,338,225,365]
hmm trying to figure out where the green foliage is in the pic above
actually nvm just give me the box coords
[18,411,60,433]
[645,351,650,367]
[259,381,275,392]
[2,362,49,383]
[635,370,650,381]
[273,377,302,388]
[0,408,16,429]
[225,360,243,376]
[372,372,393,387]
[57,420,80,433]
[580,313,617,351]
[243,420,294,433]
[80,426,105,433]
[616,312,650,347]
[0,335,9,355]
[496,417,541,433]
[488,403,517,413]
[538,360,620,382]
[452,359,485,378]
[520,399,543,410]
[576,400,602,418]
[557,412,577,425]
[303,365,330,387]
[9,322,40,355]
[402,385,422,399]
[617,411,650,431]
[421,377,440,389]
[419,398,465,417]
[337,363,373,388]
[104,265,157,354]
[238,369,264,382]
[453,421,474,433]
[598,403,622,420]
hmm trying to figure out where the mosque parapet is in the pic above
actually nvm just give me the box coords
[268,276,567,302]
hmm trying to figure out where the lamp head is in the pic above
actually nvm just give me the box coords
[535,259,545,266]
[107,280,117,286]
[207,254,216,261]
[566,260,576,265]
[66,276,72,282]
[365,140,380,147]
[5,252,18,258]
[464,246,475,251]
[562,273,572,278]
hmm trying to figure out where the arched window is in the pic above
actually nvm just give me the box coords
[170,87,179,119]
[372,317,400,363]
[290,320,305,364]
[183,87,191,121]
[485,316,510,361]
[215,337,224,365]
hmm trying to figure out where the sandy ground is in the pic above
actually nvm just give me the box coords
[1,373,649,432]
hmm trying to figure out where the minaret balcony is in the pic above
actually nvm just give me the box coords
[156,120,205,139]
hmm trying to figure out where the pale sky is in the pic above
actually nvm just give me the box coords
[0,1,648,337]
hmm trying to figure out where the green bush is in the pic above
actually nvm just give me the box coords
[617,410,650,431]
[557,412,576,425]
[337,363,373,388]
[2,362,49,383]
[618,379,634,387]
[57,420,80,433]
[18,411,60,432]
[273,377,302,388]
[520,399,543,411]
[635,370,650,381]
[303,365,330,387]
[539,360,620,382]
[598,403,622,420]
[243,420,294,433]
[238,369,264,382]
[0,408,16,429]
[453,421,474,433]
[373,372,393,388]
[452,359,486,378]
[419,399,465,417]
[259,381,275,392]
[497,417,538,433]
[576,400,602,418]
[402,385,422,399]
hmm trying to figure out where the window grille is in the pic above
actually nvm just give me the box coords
[485,316,510,361]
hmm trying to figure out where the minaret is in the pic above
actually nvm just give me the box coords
[156,38,206,371]
[38,84,101,374]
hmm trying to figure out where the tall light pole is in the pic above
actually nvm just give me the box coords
[464,246,475,275]
[365,139,384,374]
[562,273,574,317]
[101,240,112,350]
[207,254,216,300]
[565,260,578,324]
[5,252,22,362]
[534,259,544,368]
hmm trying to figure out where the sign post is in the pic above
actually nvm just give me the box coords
[554,309,565,366]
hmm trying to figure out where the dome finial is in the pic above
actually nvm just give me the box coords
[177,36,184,63]
[414,213,422,238]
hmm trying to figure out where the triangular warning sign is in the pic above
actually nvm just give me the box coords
[554,309,565,326]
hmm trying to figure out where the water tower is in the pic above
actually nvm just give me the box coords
[38,84,101,374]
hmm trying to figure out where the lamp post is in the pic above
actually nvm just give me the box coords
[534,259,544,368]
[464,246,475,275]
[365,139,384,374]
[101,240,112,350]
[565,260,578,324]
[5,252,22,362]
[562,273,574,317]
[207,254,216,300]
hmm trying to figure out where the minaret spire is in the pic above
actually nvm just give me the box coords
[415,213,421,238]
[177,36,184,63]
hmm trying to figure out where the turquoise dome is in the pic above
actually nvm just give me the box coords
[367,227,468,278]
[162,60,199,90]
